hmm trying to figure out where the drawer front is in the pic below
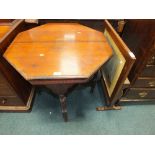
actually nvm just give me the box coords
[141,65,155,77]
[124,88,155,99]
[0,85,16,96]
[0,71,6,84]
[133,78,155,88]
[0,96,24,106]
[0,71,10,86]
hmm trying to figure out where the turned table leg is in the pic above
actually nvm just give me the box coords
[46,84,75,122]
[59,95,68,122]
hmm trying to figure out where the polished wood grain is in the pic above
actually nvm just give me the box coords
[14,23,107,42]
[0,26,10,39]
[4,23,112,80]
[0,20,18,40]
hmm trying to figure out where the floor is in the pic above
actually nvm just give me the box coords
[0,83,155,135]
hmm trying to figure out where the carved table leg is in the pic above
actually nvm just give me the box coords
[59,95,68,122]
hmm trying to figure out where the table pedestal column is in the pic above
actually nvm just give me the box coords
[59,95,67,122]
[46,84,76,122]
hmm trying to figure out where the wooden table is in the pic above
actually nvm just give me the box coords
[4,23,112,121]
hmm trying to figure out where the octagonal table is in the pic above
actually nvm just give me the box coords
[4,23,112,121]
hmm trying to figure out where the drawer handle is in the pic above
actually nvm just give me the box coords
[148,81,155,87]
[138,92,148,98]
[0,98,7,104]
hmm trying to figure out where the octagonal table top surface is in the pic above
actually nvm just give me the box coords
[4,23,113,80]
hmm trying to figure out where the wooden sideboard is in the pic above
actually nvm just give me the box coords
[119,20,155,102]
[0,19,35,111]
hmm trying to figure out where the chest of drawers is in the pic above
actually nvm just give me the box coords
[119,20,155,102]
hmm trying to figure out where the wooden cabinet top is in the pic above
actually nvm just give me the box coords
[0,26,10,39]
[4,23,112,80]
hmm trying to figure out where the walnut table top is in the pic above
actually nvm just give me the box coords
[4,23,112,81]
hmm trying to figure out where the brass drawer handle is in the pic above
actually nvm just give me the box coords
[0,98,7,104]
[138,92,148,98]
[148,81,155,87]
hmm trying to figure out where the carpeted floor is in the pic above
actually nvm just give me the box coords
[0,83,155,135]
